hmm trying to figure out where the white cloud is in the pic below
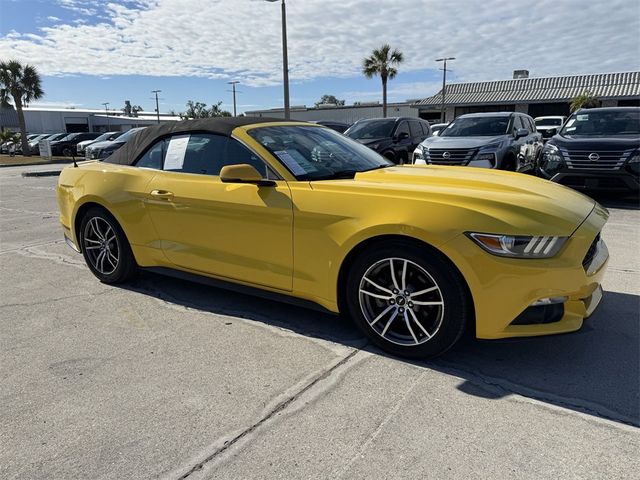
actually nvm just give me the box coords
[47,16,62,21]
[2,0,639,88]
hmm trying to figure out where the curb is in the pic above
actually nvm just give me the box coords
[0,159,73,169]
[21,170,63,178]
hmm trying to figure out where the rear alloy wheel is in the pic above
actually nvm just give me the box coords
[346,241,469,358]
[80,207,137,283]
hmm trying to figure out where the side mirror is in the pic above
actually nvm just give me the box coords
[548,128,558,136]
[395,131,410,142]
[515,128,529,139]
[220,164,275,186]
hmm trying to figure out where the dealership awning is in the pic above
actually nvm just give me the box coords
[415,71,640,107]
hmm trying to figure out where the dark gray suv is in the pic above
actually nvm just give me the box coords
[411,112,542,172]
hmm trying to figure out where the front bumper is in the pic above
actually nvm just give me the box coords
[441,204,609,339]
[547,169,640,192]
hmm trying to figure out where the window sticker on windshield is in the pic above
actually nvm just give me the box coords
[576,114,589,121]
[565,118,575,128]
[164,134,190,170]
[565,127,576,132]
[287,149,318,172]
[274,150,306,176]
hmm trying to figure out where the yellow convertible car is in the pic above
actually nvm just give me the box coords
[56,117,609,358]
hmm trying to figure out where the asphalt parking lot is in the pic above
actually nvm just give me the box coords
[1,164,639,479]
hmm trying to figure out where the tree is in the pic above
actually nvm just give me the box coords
[362,44,403,118]
[315,94,345,107]
[0,60,44,156]
[570,90,600,112]
[179,100,231,120]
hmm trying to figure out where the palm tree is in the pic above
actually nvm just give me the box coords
[362,44,404,118]
[0,60,44,156]
[570,90,600,112]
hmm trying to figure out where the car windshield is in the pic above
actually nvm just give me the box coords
[117,128,144,142]
[248,125,392,180]
[345,119,396,140]
[535,118,563,126]
[440,116,510,136]
[560,110,640,137]
[57,133,78,141]
[91,132,114,142]
[48,133,67,141]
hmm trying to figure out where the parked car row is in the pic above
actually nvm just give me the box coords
[349,107,638,193]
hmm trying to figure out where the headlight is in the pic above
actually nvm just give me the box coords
[413,144,425,163]
[466,232,568,258]
[540,144,564,174]
[629,152,640,164]
[467,152,495,168]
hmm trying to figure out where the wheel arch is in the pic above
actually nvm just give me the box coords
[336,234,476,335]
[73,200,128,252]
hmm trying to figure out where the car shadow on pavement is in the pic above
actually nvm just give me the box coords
[122,273,639,428]
[590,192,640,210]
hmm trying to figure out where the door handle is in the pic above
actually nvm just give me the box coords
[150,189,174,199]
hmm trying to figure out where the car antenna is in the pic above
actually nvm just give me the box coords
[71,151,77,168]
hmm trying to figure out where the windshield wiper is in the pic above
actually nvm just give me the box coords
[312,169,359,180]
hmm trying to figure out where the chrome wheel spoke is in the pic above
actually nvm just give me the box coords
[401,260,408,291]
[84,238,101,245]
[409,308,432,340]
[403,311,419,344]
[359,289,392,300]
[369,304,395,326]
[381,309,399,337]
[410,286,438,297]
[85,245,101,250]
[411,300,444,306]
[363,276,393,295]
[389,259,400,291]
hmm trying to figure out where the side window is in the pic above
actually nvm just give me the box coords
[395,121,410,138]
[164,133,226,175]
[513,116,524,132]
[409,121,423,138]
[136,139,167,169]
[217,139,271,178]
[527,117,536,133]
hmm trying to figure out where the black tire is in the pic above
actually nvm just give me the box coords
[501,153,517,171]
[62,147,73,157]
[345,240,470,359]
[79,207,137,284]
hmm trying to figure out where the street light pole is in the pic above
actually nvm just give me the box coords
[267,0,290,119]
[152,90,161,123]
[227,81,240,117]
[435,57,455,123]
[101,102,110,130]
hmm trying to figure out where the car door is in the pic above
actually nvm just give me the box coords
[525,116,542,166]
[512,115,530,167]
[143,133,294,291]
[409,121,426,151]
[393,121,412,163]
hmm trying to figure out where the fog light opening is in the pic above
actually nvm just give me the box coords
[530,296,568,307]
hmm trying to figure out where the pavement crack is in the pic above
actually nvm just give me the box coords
[176,348,361,479]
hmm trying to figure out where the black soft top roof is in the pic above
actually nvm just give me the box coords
[105,116,291,165]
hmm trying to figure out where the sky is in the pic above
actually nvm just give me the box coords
[1,0,639,115]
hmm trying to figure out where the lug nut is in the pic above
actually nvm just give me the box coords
[398,307,405,313]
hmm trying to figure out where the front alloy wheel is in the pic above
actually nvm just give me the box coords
[359,258,444,346]
[346,241,470,358]
[80,207,137,283]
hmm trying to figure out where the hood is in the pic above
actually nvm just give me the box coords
[549,135,640,151]
[421,135,507,149]
[354,137,389,147]
[317,166,596,236]
[77,139,96,147]
[88,140,123,150]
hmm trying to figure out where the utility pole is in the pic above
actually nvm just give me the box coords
[101,102,110,130]
[151,90,161,123]
[227,81,240,117]
[435,57,455,123]
[266,0,290,119]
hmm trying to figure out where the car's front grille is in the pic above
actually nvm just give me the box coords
[426,148,477,165]
[560,148,633,170]
[582,233,600,270]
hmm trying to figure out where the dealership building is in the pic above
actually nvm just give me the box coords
[246,70,640,124]
[0,105,179,134]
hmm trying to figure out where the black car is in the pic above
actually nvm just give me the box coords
[313,120,351,133]
[412,112,542,172]
[50,132,102,156]
[539,107,640,192]
[345,117,431,164]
